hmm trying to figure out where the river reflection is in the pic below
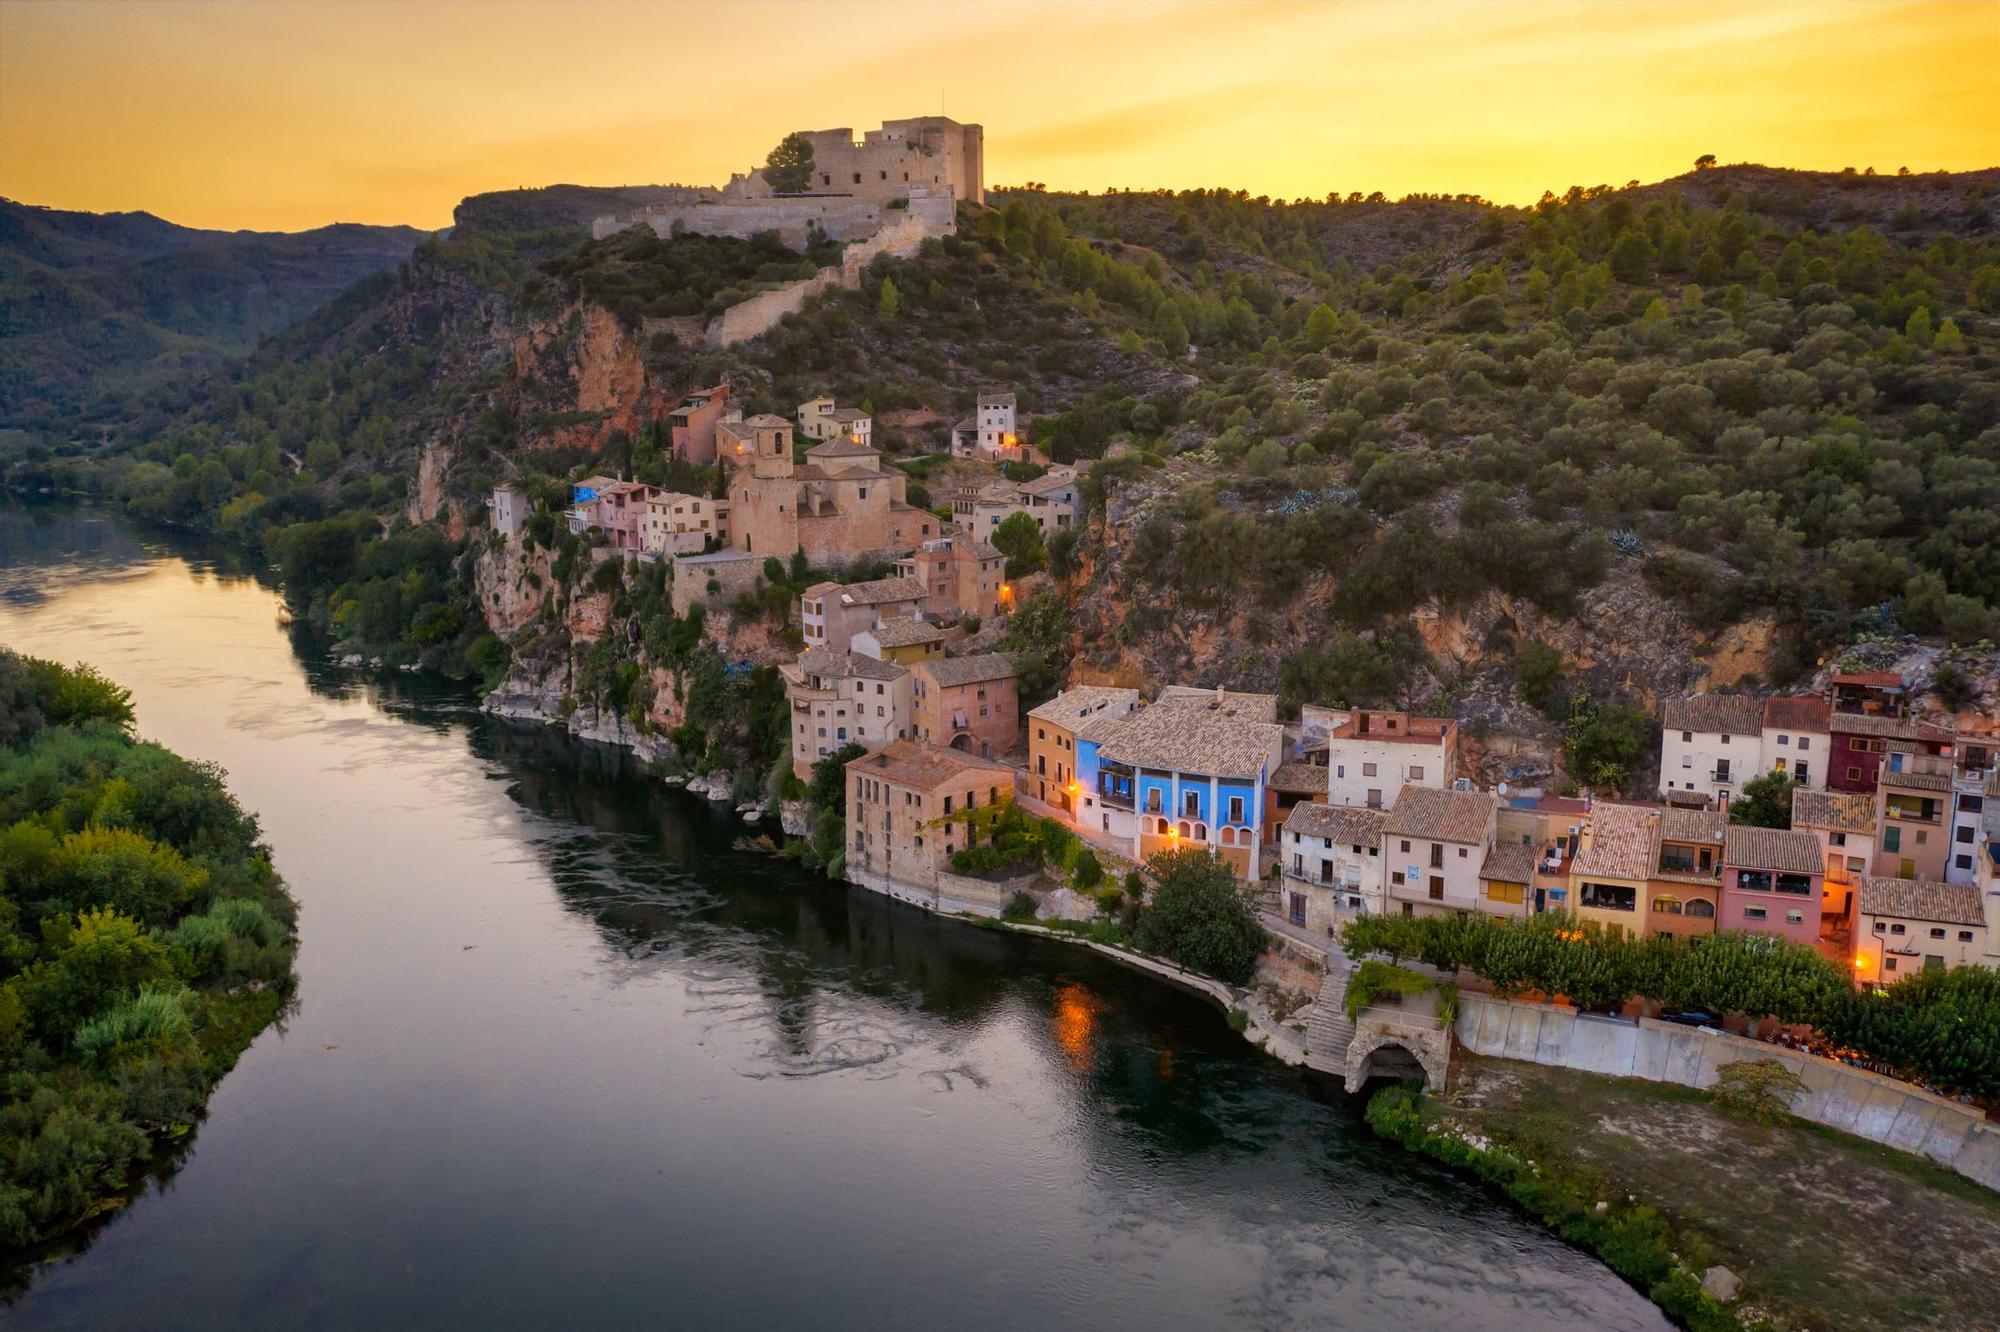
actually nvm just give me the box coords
[0,506,1667,1330]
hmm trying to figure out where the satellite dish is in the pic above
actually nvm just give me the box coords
[1497,782,1510,797]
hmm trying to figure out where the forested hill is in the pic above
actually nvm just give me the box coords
[0,198,429,429]
[12,162,1999,788]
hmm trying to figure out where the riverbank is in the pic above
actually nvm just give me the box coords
[1372,1056,2000,1332]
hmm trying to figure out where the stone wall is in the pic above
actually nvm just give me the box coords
[1457,994,2000,1192]
[844,864,1036,918]
[670,551,765,617]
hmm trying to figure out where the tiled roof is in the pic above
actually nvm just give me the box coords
[792,649,907,683]
[1480,841,1539,885]
[1571,803,1660,881]
[1382,787,1495,846]
[1323,710,1455,744]
[1661,693,1763,737]
[1658,806,1727,846]
[1829,712,1954,742]
[744,413,791,427]
[1761,696,1830,732]
[1287,802,1386,846]
[1019,469,1078,497]
[1879,768,1952,793]
[1096,694,1285,781]
[848,738,1014,791]
[1724,825,1823,875]
[863,616,945,648]
[1269,761,1329,795]
[1154,686,1279,723]
[1028,685,1140,732]
[1791,789,1876,834]
[806,436,877,459]
[826,407,869,423]
[833,576,927,607]
[917,653,1019,688]
[1834,671,1904,688]
[1857,876,1984,927]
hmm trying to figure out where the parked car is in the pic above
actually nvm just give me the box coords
[1659,1009,1722,1029]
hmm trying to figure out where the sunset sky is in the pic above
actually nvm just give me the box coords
[2,0,1996,233]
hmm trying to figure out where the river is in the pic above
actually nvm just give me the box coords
[0,507,1666,1330]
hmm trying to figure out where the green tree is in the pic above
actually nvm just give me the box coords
[1302,302,1339,349]
[991,511,1046,579]
[808,742,867,814]
[1729,770,1798,829]
[762,132,816,194]
[1564,694,1653,792]
[1133,848,1265,984]
[877,276,900,321]
[1608,228,1657,283]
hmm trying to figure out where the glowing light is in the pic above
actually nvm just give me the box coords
[1854,956,1868,968]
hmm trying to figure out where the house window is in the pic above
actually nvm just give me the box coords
[1228,795,1245,824]
[1681,730,1693,742]
[1409,766,1424,781]
[1743,906,1767,920]
[1960,931,1975,942]
[1886,957,1898,971]
[1400,840,1411,853]
[1929,927,1945,939]
[1428,876,1444,901]
[1890,923,1905,935]
[1883,827,1901,852]
[1183,790,1200,818]
[1786,910,1804,924]
[1798,737,1811,751]
[1777,734,1790,746]
[1363,763,1378,777]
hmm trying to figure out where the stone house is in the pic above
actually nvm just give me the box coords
[1720,825,1825,946]
[570,479,660,554]
[722,416,937,565]
[641,491,722,557]
[1646,806,1726,939]
[1567,802,1659,938]
[1854,876,1987,983]
[1792,787,1878,920]
[748,118,984,207]
[911,653,1020,760]
[1026,685,1140,817]
[894,535,1008,621]
[853,616,947,666]
[1873,754,1953,882]
[1316,708,1458,810]
[1382,787,1499,918]
[1093,689,1284,880]
[951,388,1019,458]
[1282,803,1386,931]
[844,740,1017,916]
[780,648,911,779]
[1477,841,1538,923]
[1659,693,1764,805]
[667,382,731,464]
[950,479,1030,537]
[1018,466,1080,532]
[1759,695,1830,791]
[799,576,927,654]
[491,484,527,538]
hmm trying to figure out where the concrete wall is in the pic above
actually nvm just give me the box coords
[1457,993,2000,1192]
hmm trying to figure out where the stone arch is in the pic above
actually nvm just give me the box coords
[1342,1027,1451,1094]
[949,733,974,753]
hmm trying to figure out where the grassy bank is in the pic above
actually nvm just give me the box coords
[1369,1056,2000,1331]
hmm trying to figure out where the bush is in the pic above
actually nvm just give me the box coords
[1345,960,1435,1018]
[1709,1058,1806,1123]
[1002,891,1038,922]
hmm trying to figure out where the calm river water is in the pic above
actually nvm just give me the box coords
[0,508,1666,1330]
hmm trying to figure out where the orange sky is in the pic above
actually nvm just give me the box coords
[2,0,1996,233]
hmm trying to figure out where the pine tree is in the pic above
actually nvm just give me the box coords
[877,277,900,321]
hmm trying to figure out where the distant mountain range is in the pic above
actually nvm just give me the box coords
[0,199,430,428]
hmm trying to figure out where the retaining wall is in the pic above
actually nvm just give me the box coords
[1457,994,2000,1191]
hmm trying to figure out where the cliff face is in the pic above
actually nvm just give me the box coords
[508,301,667,455]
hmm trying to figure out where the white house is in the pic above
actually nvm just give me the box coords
[1381,787,1497,917]
[492,484,528,538]
[1315,708,1458,810]
[1281,803,1386,931]
[952,388,1019,458]
[1854,876,1988,983]
[1659,693,1764,804]
[779,649,912,778]
[1759,696,1830,791]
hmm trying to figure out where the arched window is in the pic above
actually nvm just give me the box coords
[1178,820,1192,840]
[1194,822,1208,841]
[1219,827,1235,846]
[1652,896,1683,915]
[1685,898,1716,918]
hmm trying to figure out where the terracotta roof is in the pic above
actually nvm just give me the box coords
[1382,787,1495,846]
[1269,761,1330,795]
[848,738,1014,791]
[862,616,945,648]
[806,436,878,459]
[1857,876,1983,927]
[1658,806,1727,846]
[1661,694,1763,737]
[791,649,907,684]
[1481,841,1539,885]
[1019,469,1078,497]
[831,576,926,607]
[1287,802,1386,846]
[1834,671,1904,688]
[1028,685,1140,732]
[1571,803,1659,881]
[1761,696,1830,732]
[1791,789,1876,835]
[976,389,1016,407]
[1723,825,1823,875]
[1322,709,1455,745]
[1879,768,1952,793]
[826,407,869,423]
[743,413,791,428]
[1829,712,1954,743]
[1096,694,1285,781]
[917,653,1019,688]
[1154,686,1279,723]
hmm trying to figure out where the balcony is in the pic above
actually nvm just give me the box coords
[1708,768,1736,784]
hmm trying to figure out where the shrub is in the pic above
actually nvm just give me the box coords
[1002,891,1038,922]
[1345,960,1435,1018]
[1709,1058,1806,1123]
[1133,848,1265,984]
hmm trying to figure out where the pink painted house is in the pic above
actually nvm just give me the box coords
[1719,825,1826,946]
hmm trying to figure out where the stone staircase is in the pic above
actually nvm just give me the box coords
[1305,962,1357,1075]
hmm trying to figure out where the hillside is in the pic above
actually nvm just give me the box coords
[12,161,1999,788]
[0,198,429,428]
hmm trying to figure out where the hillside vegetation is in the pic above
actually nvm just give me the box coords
[7,163,1996,788]
[0,199,427,429]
